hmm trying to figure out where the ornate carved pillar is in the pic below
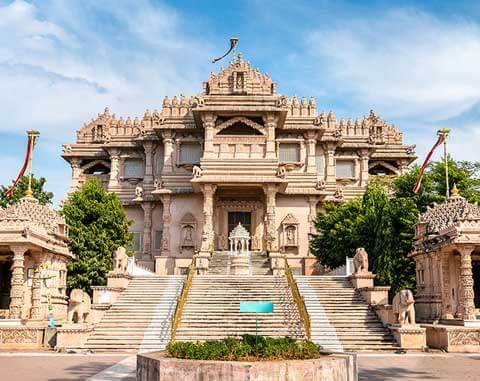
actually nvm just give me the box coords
[440,250,453,319]
[108,148,121,190]
[162,131,174,174]
[263,184,278,253]
[143,141,155,186]
[9,246,26,319]
[200,184,217,253]
[324,143,336,184]
[141,202,154,259]
[70,158,82,192]
[359,149,369,187]
[160,195,171,257]
[307,196,319,235]
[30,259,43,320]
[202,113,217,159]
[263,114,278,159]
[304,132,317,174]
[458,246,476,321]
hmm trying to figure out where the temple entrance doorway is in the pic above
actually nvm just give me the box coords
[228,212,251,250]
[0,260,12,311]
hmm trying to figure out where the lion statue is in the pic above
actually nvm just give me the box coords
[392,289,416,325]
[68,289,91,324]
[113,246,129,274]
[353,247,369,275]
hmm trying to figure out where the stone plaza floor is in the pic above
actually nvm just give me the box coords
[0,351,478,380]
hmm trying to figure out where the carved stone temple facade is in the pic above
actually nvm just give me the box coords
[62,54,415,275]
[0,195,72,348]
[410,187,480,324]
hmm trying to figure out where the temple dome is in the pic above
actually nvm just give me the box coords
[229,222,250,239]
[420,192,480,234]
[0,196,67,238]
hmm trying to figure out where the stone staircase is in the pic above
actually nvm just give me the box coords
[85,276,184,353]
[208,251,271,275]
[296,276,398,352]
[175,275,305,341]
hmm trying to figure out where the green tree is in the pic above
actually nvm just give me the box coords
[311,184,418,296]
[62,178,133,294]
[0,175,54,207]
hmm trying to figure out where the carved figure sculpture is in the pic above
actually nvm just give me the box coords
[134,185,143,200]
[68,289,91,324]
[113,247,129,274]
[353,247,369,274]
[392,289,416,325]
[192,165,202,178]
[277,166,286,178]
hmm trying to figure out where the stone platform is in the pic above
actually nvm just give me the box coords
[137,351,357,381]
[422,324,480,353]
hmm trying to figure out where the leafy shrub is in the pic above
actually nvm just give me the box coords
[167,335,322,361]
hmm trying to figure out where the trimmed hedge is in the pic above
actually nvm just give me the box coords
[167,335,322,361]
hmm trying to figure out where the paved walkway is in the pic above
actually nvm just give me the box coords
[0,351,479,380]
[358,353,480,381]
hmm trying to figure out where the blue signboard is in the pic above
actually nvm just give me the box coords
[240,301,274,313]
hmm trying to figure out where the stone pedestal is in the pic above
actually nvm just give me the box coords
[106,272,132,289]
[372,304,395,326]
[349,272,375,289]
[359,286,390,305]
[56,324,94,350]
[390,325,426,350]
[231,255,250,276]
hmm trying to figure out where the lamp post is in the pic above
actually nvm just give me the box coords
[437,128,450,198]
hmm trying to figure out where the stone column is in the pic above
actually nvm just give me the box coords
[108,148,121,190]
[440,250,453,319]
[359,149,369,187]
[200,184,216,254]
[160,195,171,257]
[459,246,476,321]
[263,184,278,253]
[9,246,26,319]
[143,141,155,186]
[307,196,319,236]
[162,131,174,174]
[263,114,278,159]
[69,158,82,192]
[304,131,317,173]
[202,113,217,159]
[141,202,154,259]
[324,144,336,184]
[30,259,43,320]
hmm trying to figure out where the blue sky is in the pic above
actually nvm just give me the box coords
[1,0,480,204]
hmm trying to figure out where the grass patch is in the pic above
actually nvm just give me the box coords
[167,335,323,361]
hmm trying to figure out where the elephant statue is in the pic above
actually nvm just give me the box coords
[353,247,369,275]
[67,289,91,324]
[113,247,129,274]
[392,289,416,325]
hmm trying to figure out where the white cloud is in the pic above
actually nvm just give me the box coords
[308,8,480,119]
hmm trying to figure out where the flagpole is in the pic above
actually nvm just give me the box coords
[437,128,450,198]
[26,130,40,197]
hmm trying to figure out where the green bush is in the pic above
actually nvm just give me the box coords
[167,335,322,361]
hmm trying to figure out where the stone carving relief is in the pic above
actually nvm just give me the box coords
[180,213,197,249]
[353,247,369,275]
[392,289,416,325]
[112,247,129,274]
[134,185,144,201]
[281,214,299,251]
[0,329,39,344]
[448,330,480,346]
[68,289,91,324]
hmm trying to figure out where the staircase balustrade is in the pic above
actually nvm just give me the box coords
[284,259,311,340]
[170,258,196,342]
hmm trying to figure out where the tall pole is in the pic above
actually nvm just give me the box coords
[26,130,40,197]
[438,128,450,198]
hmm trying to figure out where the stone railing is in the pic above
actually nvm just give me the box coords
[284,259,311,340]
[327,257,354,276]
[170,258,196,342]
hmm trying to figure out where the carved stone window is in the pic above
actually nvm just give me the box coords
[124,159,145,178]
[281,214,299,252]
[179,143,202,165]
[336,160,355,179]
[154,230,163,251]
[180,213,197,249]
[279,143,300,163]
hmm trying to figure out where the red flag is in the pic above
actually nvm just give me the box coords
[412,134,446,193]
[5,134,35,197]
